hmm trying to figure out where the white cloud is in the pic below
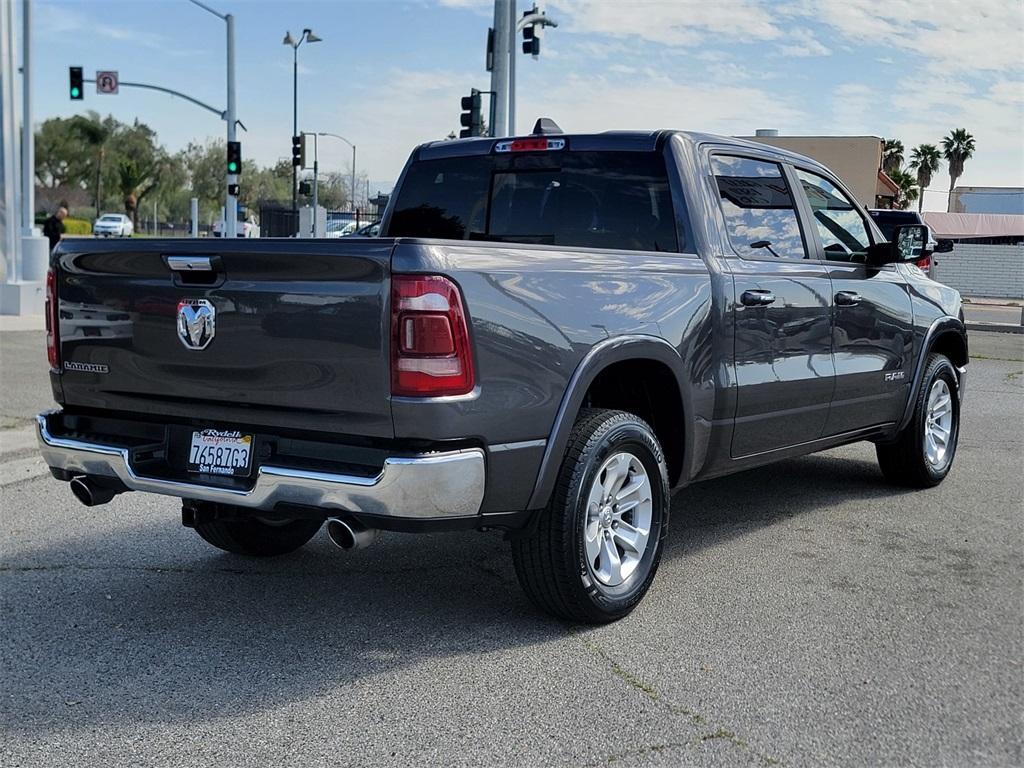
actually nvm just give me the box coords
[788,0,1024,73]
[779,29,831,58]
[550,0,781,46]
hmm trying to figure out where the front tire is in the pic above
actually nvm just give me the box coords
[876,353,961,488]
[193,506,322,557]
[511,409,669,623]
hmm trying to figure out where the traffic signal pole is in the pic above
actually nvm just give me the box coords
[225,12,237,238]
[188,0,238,237]
[489,0,510,138]
[21,0,34,250]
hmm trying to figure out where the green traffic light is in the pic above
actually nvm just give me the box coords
[70,87,80,98]
[228,161,238,172]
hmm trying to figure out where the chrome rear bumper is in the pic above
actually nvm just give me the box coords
[36,412,485,519]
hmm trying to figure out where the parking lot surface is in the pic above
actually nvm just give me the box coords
[1,331,1021,767]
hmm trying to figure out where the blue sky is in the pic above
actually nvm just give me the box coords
[25,0,1024,209]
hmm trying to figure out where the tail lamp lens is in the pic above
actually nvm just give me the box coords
[391,275,474,396]
[45,269,60,370]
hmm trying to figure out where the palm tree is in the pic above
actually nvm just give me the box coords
[909,144,941,212]
[70,112,113,219]
[117,156,162,229]
[888,168,919,210]
[941,128,976,211]
[882,139,904,176]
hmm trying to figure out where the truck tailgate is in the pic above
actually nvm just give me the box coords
[52,239,395,439]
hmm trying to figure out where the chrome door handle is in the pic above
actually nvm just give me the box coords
[741,290,776,307]
[835,291,862,306]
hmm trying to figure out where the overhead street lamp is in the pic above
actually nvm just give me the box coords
[283,27,322,228]
[317,133,356,214]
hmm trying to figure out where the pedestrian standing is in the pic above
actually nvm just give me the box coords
[42,206,68,252]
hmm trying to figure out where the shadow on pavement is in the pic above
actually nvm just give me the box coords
[1,449,905,735]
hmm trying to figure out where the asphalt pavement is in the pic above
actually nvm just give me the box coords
[1,330,1022,767]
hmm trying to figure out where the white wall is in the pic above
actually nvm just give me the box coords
[933,243,1024,300]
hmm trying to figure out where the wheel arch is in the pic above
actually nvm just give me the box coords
[895,317,968,434]
[526,335,692,510]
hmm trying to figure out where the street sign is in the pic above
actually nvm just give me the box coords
[96,71,119,95]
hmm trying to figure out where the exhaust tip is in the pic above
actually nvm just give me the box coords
[326,516,376,550]
[70,476,117,507]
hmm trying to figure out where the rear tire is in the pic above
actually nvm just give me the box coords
[511,409,669,624]
[193,507,322,557]
[876,353,960,488]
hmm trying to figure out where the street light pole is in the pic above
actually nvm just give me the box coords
[317,133,356,213]
[188,0,238,237]
[284,28,322,232]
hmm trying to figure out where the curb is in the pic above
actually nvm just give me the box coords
[967,322,1024,335]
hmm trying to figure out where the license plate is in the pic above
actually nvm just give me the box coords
[187,429,253,477]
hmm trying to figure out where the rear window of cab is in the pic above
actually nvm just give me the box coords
[386,151,679,253]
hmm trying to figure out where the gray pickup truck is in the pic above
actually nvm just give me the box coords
[38,125,967,622]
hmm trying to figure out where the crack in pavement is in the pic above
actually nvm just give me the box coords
[578,635,784,767]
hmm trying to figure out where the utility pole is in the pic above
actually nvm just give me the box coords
[489,0,510,138]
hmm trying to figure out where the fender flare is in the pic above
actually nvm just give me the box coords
[526,335,693,511]
[894,316,968,434]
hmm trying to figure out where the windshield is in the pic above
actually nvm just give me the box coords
[386,150,679,252]
[99,215,121,221]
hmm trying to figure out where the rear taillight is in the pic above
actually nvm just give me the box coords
[390,275,475,397]
[915,256,931,270]
[45,268,60,371]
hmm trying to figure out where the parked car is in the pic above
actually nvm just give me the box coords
[345,221,380,237]
[92,213,133,238]
[213,215,260,238]
[325,220,359,238]
[39,125,968,623]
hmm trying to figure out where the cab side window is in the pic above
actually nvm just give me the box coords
[711,155,808,261]
[794,169,872,263]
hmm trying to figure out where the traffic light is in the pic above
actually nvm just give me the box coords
[459,89,482,138]
[227,183,240,197]
[522,6,544,57]
[291,135,304,167]
[226,141,241,175]
[522,25,539,56]
[298,180,312,196]
[69,67,84,100]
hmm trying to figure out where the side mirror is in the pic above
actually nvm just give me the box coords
[868,224,929,265]
[934,239,954,254]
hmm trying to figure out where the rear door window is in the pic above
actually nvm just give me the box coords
[387,151,678,252]
[711,155,808,260]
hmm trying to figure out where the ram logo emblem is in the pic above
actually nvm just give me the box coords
[177,299,216,350]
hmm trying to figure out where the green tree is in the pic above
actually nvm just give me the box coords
[34,117,88,189]
[909,144,941,212]
[183,140,226,221]
[882,138,904,176]
[941,128,976,208]
[888,168,919,211]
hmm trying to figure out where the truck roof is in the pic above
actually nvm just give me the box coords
[416,129,831,174]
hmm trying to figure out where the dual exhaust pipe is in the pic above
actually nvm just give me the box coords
[69,476,377,551]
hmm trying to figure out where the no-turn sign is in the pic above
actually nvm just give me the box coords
[96,71,119,95]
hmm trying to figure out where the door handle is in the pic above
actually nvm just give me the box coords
[741,290,776,307]
[835,291,862,306]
